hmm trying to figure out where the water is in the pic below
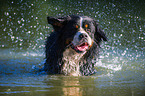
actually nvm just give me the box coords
[0,0,145,95]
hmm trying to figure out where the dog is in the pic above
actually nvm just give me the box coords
[42,15,107,76]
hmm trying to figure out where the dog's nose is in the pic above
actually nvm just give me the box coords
[79,33,88,39]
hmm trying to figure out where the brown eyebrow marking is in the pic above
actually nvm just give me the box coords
[75,25,79,28]
[85,24,88,28]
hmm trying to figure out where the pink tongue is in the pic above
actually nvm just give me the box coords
[76,43,89,51]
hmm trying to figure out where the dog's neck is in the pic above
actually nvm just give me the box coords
[61,47,86,76]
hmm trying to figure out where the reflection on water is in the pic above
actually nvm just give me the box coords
[1,70,144,96]
[0,0,145,96]
[62,77,82,96]
[44,76,83,96]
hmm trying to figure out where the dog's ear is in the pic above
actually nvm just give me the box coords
[94,22,108,43]
[47,16,68,31]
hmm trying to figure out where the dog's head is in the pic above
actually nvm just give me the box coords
[47,15,107,53]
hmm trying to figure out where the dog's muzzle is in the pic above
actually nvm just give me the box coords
[71,31,93,53]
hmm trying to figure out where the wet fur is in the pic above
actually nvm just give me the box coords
[42,15,107,76]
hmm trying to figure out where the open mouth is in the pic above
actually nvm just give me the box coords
[72,42,89,52]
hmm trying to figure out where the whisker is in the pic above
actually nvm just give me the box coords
[65,43,73,49]
[92,39,100,47]
[92,39,98,45]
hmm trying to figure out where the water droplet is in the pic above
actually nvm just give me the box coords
[28,31,31,33]
[10,28,12,31]
[21,18,24,22]
[18,20,21,24]
[11,36,15,40]
[19,43,22,46]
[5,12,9,16]
[2,45,4,47]
[3,28,6,31]
[19,39,23,41]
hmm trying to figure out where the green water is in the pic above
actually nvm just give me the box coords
[0,0,145,96]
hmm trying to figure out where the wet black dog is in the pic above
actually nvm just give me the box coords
[42,15,107,76]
